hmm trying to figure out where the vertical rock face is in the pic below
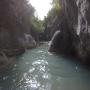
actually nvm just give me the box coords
[60,0,78,26]
[76,0,89,35]
[0,0,36,56]
[76,0,90,63]
[49,0,90,64]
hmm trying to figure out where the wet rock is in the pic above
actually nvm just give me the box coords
[0,52,15,70]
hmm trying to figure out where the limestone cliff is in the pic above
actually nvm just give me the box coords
[0,0,36,57]
[49,0,90,65]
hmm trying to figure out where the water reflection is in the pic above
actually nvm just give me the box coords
[17,60,51,90]
[0,45,90,90]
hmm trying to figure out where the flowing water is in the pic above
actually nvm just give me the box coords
[0,43,90,90]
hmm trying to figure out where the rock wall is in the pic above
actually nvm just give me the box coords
[0,0,36,57]
[49,0,90,65]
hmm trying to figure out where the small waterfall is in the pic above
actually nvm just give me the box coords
[76,0,89,35]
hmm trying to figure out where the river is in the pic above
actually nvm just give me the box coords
[0,43,90,90]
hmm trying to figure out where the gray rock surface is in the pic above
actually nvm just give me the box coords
[24,33,36,49]
[49,0,90,64]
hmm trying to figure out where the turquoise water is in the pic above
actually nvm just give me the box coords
[0,43,90,90]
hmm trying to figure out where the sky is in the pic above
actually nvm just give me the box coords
[29,0,52,20]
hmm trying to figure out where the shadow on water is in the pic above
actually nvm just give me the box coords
[50,51,90,70]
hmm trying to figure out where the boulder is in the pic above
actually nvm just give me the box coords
[24,33,36,49]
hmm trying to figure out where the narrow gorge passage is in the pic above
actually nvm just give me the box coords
[0,43,90,90]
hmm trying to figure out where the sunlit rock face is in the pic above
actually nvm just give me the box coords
[49,0,90,64]
[76,0,90,64]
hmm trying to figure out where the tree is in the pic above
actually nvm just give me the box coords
[31,16,45,32]
[43,0,62,40]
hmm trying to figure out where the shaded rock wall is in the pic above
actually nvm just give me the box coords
[0,0,36,56]
[49,0,90,64]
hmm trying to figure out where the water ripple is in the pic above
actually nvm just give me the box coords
[17,60,51,90]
